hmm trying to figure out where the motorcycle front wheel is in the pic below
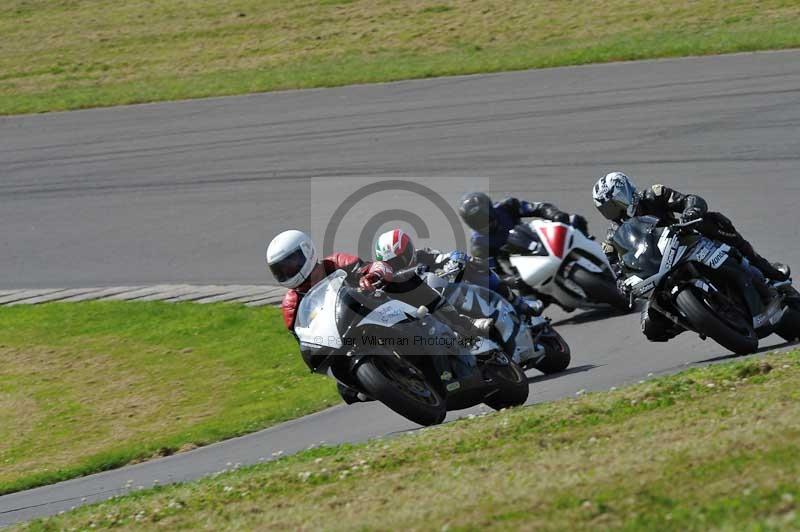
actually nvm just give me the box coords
[482,359,530,410]
[775,308,800,342]
[676,288,758,355]
[533,329,572,374]
[570,268,630,311]
[356,353,447,426]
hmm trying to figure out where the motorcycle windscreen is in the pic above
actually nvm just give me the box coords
[294,270,346,347]
[612,216,664,278]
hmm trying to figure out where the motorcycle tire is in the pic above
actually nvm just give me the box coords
[533,330,572,374]
[675,288,758,355]
[570,268,630,311]
[483,360,530,411]
[356,356,447,426]
[775,308,800,342]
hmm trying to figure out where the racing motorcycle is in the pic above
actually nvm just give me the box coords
[612,216,800,354]
[421,264,571,374]
[293,269,530,426]
[504,220,629,312]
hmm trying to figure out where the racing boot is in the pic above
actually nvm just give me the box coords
[511,295,544,319]
[434,303,495,338]
[774,263,792,282]
[742,260,776,305]
[747,253,790,283]
[739,246,790,282]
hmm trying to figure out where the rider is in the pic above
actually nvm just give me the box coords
[266,229,493,337]
[592,171,790,341]
[267,229,494,404]
[458,192,590,265]
[373,229,543,318]
[592,172,790,282]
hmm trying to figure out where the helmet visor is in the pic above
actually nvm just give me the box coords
[268,248,307,284]
[385,243,417,272]
[597,181,636,221]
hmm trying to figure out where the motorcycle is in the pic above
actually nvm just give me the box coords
[421,265,571,374]
[504,220,629,312]
[293,269,530,426]
[612,216,800,354]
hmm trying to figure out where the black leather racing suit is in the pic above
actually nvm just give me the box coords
[412,248,538,315]
[602,184,786,341]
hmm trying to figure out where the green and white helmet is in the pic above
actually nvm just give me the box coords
[374,229,417,271]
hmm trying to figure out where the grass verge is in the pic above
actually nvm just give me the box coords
[0,301,337,496]
[1,1,800,114]
[20,349,800,531]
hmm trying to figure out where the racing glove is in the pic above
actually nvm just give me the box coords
[570,214,590,237]
[680,207,704,223]
[359,262,394,291]
[552,212,570,224]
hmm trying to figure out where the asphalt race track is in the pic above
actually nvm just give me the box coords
[2,50,800,525]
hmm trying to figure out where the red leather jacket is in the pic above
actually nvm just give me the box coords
[281,253,400,331]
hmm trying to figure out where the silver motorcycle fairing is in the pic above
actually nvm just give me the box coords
[356,299,419,329]
[294,270,348,350]
[421,272,544,367]
[294,270,423,349]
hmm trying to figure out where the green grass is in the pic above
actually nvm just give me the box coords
[20,349,800,531]
[0,302,338,496]
[1,0,799,114]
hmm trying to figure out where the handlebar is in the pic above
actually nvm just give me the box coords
[671,218,703,230]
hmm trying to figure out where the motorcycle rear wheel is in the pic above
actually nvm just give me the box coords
[356,354,446,426]
[482,360,530,410]
[676,288,758,355]
[775,308,800,342]
[533,330,572,374]
[570,268,630,311]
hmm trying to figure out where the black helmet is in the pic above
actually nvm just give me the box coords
[458,192,493,232]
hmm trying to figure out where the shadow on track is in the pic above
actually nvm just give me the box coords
[526,364,601,384]
[549,307,637,327]
[693,339,799,365]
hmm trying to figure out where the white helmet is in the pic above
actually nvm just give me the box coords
[592,171,638,221]
[266,230,317,288]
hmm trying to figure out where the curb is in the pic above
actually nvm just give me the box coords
[0,285,285,307]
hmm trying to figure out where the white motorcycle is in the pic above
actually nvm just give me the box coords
[505,220,629,312]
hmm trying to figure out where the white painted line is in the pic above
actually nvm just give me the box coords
[0,285,286,307]
[6,288,105,306]
[165,286,231,302]
[195,286,276,304]
[231,289,286,304]
[136,285,197,302]
[244,295,285,307]
[100,286,177,301]
[0,289,68,305]
[57,286,142,303]
[0,290,25,298]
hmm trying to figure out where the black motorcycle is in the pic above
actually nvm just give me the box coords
[293,270,530,426]
[611,216,800,354]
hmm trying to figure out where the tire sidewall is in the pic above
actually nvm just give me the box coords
[675,287,758,355]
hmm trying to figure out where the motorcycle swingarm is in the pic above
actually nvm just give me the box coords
[650,296,693,333]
